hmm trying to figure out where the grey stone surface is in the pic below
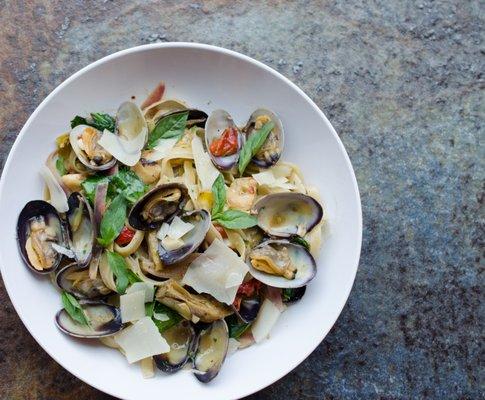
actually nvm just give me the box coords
[0,0,483,399]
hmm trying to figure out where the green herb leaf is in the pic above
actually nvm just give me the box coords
[147,111,189,149]
[151,302,183,333]
[238,121,275,175]
[90,113,116,132]
[98,194,127,247]
[106,251,141,294]
[110,168,148,204]
[290,236,310,250]
[225,314,250,338]
[70,115,87,128]
[61,291,89,326]
[70,112,116,132]
[56,156,67,176]
[211,174,226,216]
[145,301,155,317]
[212,209,258,229]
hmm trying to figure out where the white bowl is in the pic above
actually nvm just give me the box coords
[0,43,362,400]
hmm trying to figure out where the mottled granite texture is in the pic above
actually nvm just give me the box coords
[0,0,483,399]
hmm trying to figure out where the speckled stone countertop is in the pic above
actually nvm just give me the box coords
[0,1,482,399]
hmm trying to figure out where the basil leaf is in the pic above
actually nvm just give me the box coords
[211,174,226,216]
[110,168,148,204]
[106,251,141,294]
[145,301,155,317]
[290,236,310,250]
[152,302,183,333]
[225,314,250,338]
[56,156,67,176]
[98,194,127,247]
[238,121,275,175]
[70,112,116,132]
[213,209,258,229]
[70,115,87,128]
[147,111,189,149]
[61,291,89,326]
[90,113,116,132]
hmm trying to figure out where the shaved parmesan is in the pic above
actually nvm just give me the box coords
[251,298,282,343]
[161,236,184,251]
[153,312,170,322]
[191,135,220,190]
[253,170,295,190]
[40,166,69,212]
[227,338,240,357]
[120,290,145,323]
[114,317,170,363]
[98,128,146,166]
[51,243,74,258]
[156,222,170,240]
[140,357,155,379]
[126,282,155,302]
[146,138,179,161]
[182,239,249,304]
[167,216,194,239]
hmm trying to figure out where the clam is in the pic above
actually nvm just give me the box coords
[205,110,244,170]
[193,319,229,383]
[252,193,323,238]
[244,108,284,168]
[282,286,307,303]
[55,301,122,338]
[247,240,316,288]
[128,183,189,230]
[69,125,116,171]
[116,101,148,146]
[158,210,211,265]
[17,200,64,274]
[66,193,95,267]
[235,296,261,323]
[154,320,198,373]
[56,262,111,299]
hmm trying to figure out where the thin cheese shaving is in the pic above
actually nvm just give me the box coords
[98,128,146,166]
[182,239,248,304]
[114,317,170,363]
[40,166,69,212]
[251,298,282,343]
[120,290,145,323]
[145,138,179,161]
[253,170,295,190]
[126,282,155,302]
[191,135,220,190]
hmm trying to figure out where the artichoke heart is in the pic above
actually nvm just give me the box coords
[155,279,232,323]
[249,243,296,280]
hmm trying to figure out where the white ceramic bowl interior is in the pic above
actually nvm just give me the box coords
[0,43,361,400]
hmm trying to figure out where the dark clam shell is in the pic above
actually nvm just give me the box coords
[234,296,262,323]
[154,320,197,373]
[193,319,229,383]
[158,209,210,265]
[55,300,122,338]
[282,286,307,303]
[17,200,64,274]
[66,192,95,267]
[56,261,112,300]
[128,183,189,230]
[252,192,323,238]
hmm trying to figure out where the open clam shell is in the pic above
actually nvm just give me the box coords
[17,200,64,274]
[69,125,116,171]
[158,209,211,265]
[205,109,244,170]
[56,262,112,300]
[66,192,95,267]
[247,240,316,288]
[193,319,229,383]
[244,108,284,168]
[128,183,189,230]
[55,300,122,338]
[252,192,323,238]
[154,320,198,373]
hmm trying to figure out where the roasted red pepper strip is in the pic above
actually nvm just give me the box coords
[209,127,239,157]
[115,226,135,246]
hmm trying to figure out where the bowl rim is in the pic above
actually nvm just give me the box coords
[0,42,362,399]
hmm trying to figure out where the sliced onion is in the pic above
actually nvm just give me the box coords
[40,166,69,212]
